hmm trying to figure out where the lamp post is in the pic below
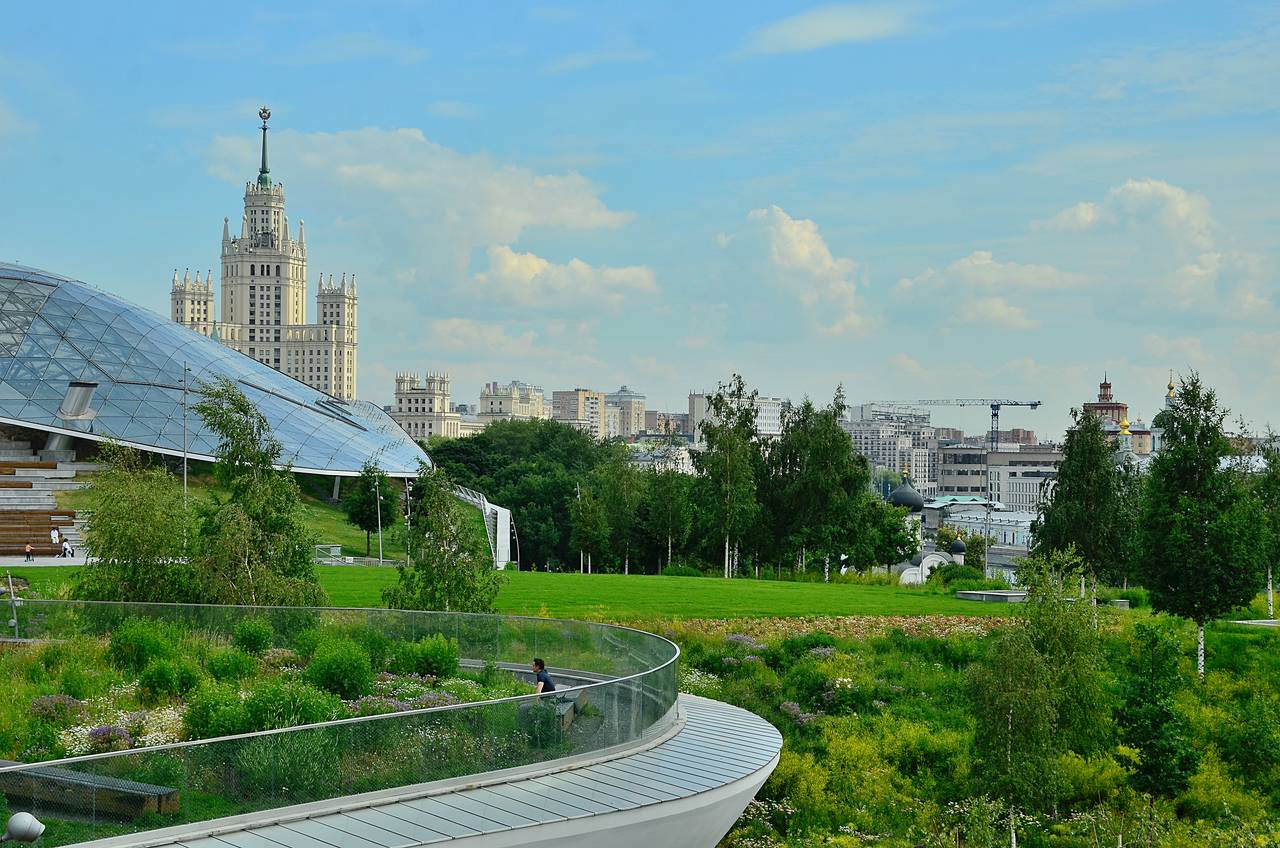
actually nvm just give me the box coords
[404,480,412,565]
[374,472,384,565]
[181,362,190,510]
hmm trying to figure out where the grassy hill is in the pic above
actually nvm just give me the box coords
[55,472,491,562]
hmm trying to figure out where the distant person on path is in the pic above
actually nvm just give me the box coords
[61,539,73,558]
[24,542,34,562]
[531,658,555,695]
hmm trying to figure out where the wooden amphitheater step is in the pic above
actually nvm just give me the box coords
[0,461,58,470]
[0,481,33,489]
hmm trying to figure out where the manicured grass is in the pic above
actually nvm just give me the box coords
[11,566,1011,620]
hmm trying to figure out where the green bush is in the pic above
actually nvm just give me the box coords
[352,627,392,671]
[233,617,274,656]
[389,634,460,679]
[661,563,702,577]
[184,682,249,739]
[929,563,986,586]
[291,628,324,660]
[207,648,257,682]
[518,701,562,749]
[243,680,343,731]
[304,641,374,700]
[234,730,340,802]
[108,617,180,672]
[139,658,201,703]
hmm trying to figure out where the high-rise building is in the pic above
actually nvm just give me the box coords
[390,372,466,441]
[687,392,785,442]
[643,410,691,436]
[170,107,359,400]
[553,389,606,440]
[478,380,550,423]
[986,446,1063,512]
[937,444,988,496]
[842,417,940,497]
[605,386,646,440]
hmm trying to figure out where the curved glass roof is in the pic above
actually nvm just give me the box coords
[0,263,428,476]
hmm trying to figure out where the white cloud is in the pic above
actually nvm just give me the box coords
[284,34,428,66]
[544,47,651,74]
[889,353,925,377]
[0,98,33,139]
[742,4,917,56]
[745,205,865,334]
[897,250,1086,294]
[473,245,657,311]
[958,297,1040,330]
[427,100,479,119]
[207,127,633,272]
[429,318,538,359]
[1038,178,1213,249]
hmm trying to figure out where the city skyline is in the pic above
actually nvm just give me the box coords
[2,3,1276,439]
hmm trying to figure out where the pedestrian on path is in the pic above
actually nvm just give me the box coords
[50,527,60,546]
[531,658,556,695]
[24,542,34,562]
[61,539,73,558]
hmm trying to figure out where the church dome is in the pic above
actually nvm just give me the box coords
[888,478,925,512]
[949,537,967,555]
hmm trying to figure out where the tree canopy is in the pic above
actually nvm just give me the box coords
[342,460,401,557]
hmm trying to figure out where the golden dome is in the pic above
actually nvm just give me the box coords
[1167,370,1176,397]
[1120,418,1131,435]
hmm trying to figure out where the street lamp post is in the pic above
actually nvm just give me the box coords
[404,481,412,565]
[374,472,384,565]
[181,362,190,510]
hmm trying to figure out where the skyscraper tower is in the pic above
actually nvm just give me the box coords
[170,107,359,399]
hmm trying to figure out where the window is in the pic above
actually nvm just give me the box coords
[250,264,256,275]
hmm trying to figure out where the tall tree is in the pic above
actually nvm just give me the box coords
[192,377,325,605]
[1032,411,1136,585]
[383,464,502,612]
[693,374,762,578]
[593,451,648,574]
[643,468,694,570]
[1136,374,1267,677]
[1254,437,1280,617]
[568,482,610,574]
[343,460,401,557]
[76,442,197,603]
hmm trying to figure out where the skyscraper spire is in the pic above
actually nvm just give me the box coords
[257,106,272,189]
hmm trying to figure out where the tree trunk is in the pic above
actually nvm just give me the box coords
[823,556,830,584]
[624,547,629,576]
[1268,566,1274,619]
[588,552,593,575]
[724,535,730,579]
[365,530,371,558]
[579,550,584,574]
[667,533,672,569]
[1196,623,1205,680]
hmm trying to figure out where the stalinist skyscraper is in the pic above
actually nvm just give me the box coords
[170,107,359,400]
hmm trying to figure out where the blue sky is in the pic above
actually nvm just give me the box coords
[1,1,1277,438]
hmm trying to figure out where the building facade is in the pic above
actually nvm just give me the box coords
[390,372,465,441]
[170,107,359,400]
[605,385,646,441]
[643,410,691,436]
[688,392,785,442]
[478,380,550,423]
[553,388,606,440]
[938,444,988,495]
[985,446,1063,512]
[842,410,940,497]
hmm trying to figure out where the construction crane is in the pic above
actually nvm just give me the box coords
[867,399,1042,450]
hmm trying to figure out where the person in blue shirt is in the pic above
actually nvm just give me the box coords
[531,657,555,694]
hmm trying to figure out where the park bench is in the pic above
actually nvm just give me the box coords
[0,761,180,819]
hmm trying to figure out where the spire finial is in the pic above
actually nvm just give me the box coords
[257,106,272,189]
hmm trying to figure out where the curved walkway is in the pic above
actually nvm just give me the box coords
[82,695,780,848]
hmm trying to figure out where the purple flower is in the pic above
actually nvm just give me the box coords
[87,725,132,753]
[30,694,85,725]
[807,646,836,659]
[726,634,766,651]
[779,701,818,727]
[722,657,740,667]
[410,691,460,709]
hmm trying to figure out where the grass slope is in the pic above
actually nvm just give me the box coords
[56,474,491,562]
[12,567,1010,620]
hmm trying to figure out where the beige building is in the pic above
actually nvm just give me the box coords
[389,372,467,441]
[553,388,606,440]
[170,107,358,400]
[688,391,784,443]
[644,410,690,436]
[986,446,1063,512]
[478,380,550,424]
[605,386,646,441]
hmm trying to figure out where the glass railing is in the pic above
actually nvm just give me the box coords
[0,601,679,847]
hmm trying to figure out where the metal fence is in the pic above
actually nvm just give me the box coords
[0,600,679,846]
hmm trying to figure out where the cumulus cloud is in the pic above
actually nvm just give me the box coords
[744,205,865,334]
[207,127,632,271]
[473,245,657,311]
[742,4,917,55]
[897,250,1086,294]
[545,47,651,74]
[1038,178,1213,249]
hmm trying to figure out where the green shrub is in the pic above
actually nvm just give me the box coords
[59,664,104,701]
[233,617,274,655]
[304,641,374,700]
[243,680,343,731]
[291,627,324,660]
[207,648,257,682]
[518,701,561,749]
[139,658,201,703]
[929,563,986,586]
[184,682,249,739]
[351,627,392,671]
[661,563,702,577]
[389,634,459,679]
[234,730,340,802]
[108,617,180,672]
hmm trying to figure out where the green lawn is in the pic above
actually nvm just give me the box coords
[10,566,1012,620]
[56,474,491,562]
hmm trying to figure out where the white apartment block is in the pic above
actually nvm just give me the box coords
[478,380,550,424]
[390,372,467,441]
[170,108,358,400]
[985,447,1063,512]
[688,392,785,443]
[605,385,646,440]
[553,389,606,441]
[842,416,940,497]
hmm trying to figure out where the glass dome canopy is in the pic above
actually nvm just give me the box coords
[0,263,428,476]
